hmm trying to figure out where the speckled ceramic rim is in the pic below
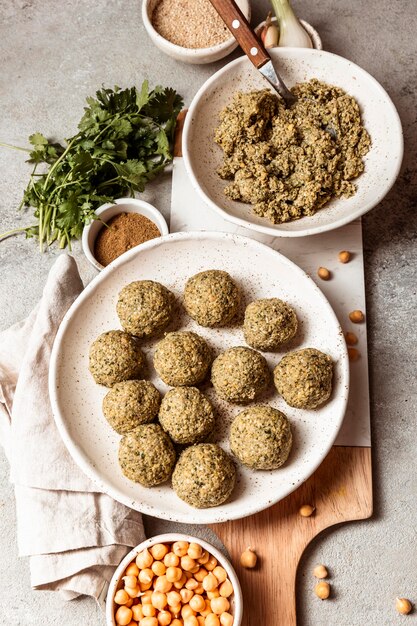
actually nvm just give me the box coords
[105,533,243,626]
[49,231,349,523]
[142,0,251,64]
[183,47,404,237]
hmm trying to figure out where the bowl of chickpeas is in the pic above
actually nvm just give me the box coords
[106,533,243,626]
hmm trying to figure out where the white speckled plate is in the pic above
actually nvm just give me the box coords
[50,232,349,523]
[183,48,403,237]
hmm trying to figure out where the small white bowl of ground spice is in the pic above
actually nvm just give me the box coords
[142,0,251,64]
[82,197,169,271]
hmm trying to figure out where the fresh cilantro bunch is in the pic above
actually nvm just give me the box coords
[4,81,183,249]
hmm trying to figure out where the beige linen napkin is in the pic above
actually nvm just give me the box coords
[0,254,144,601]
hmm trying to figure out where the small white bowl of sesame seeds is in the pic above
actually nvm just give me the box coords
[142,0,251,65]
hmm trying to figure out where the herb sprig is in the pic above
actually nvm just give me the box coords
[1,81,183,250]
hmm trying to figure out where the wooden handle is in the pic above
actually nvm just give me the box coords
[173,109,188,158]
[209,0,270,69]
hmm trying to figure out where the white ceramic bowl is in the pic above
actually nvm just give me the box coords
[142,0,251,64]
[106,533,243,626]
[81,197,169,271]
[183,47,403,237]
[255,17,323,50]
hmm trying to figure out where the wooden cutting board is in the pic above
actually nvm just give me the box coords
[172,111,373,625]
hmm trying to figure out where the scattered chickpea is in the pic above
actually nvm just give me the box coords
[152,591,168,610]
[123,575,138,589]
[157,610,172,625]
[338,250,351,264]
[139,569,154,585]
[188,543,204,560]
[141,618,158,626]
[211,597,230,615]
[169,604,182,618]
[317,267,331,281]
[345,331,358,345]
[219,580,233,598]
[132,604,144,621]
[181,603,197,618]
[185,578,199,591]
[173,573,187,589]
[126,562,140,577]
[181,555,197,572]
[152,561,167,576]
[172,541,189,557]
[194,584,205,595]
[220,612,234,626]
[197,617,205,626]
[143,603,157,617]
[151,544,170,561]
[198,551,210,565]
[166,566,183,583]
[205,555,218,571]
[396,598,413,615]
[142,590,153,604]
[194,568,208,582]
[205,614,221,626]
[154,575,173,593]
[203,572,219,592]
[141,579,154,591]
[125,585,140,598]
[171,620,183,626]
[349,309,365,323]
[240,549,257,569]
[184,616,199,626]
[313,564,328,579]
[115,589,131,605]
[180,588,194,604]
[315,581,331,600]
[348,347,360,362]
[115,605,133,625]
[164,553,180,568]
[189,594,206,612]
[136,548,154,570]
[207,590,220,600]
[213,567,227,584]
[299,504,315,517]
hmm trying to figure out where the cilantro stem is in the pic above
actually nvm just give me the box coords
[0,142,31,153]
[43,136,78,190]
[0,225,37,238]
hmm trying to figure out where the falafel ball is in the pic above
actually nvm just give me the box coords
[230,405,292,470]
[117,280,173,338]
[102,380,161,434]
[89,330,145,387]
[159,386,215,444]
[118,423,176,487]
[244,298,298,350]
[154,331,212,386]
[273,347,333,409]
[184,270,241,327]
[172,443,236,508]
[211,346,270,404]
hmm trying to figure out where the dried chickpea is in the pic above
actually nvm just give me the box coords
[189,594,206,612]
[345,331,358,345]
[169,604,181,617]
[152,561,167,576]
[158,611,172,625]
[141,618,158,626]
[317,267,331,281]
[194,584,204,595]
[126,598,135,608]
[173,573,187,589]
[154,576,172,593]
[172,541,189,557]
[200,600,212,617]
[167,591,182,606]
[115,589,131,605]
[126,562,140,577]
[166,566,183,583]
[190,565,200,574]
[205,614,220,626]
[338,250,351,264]
[171,621,183,626]
[315,581,330,600]
[136,549,154,570]
[349,309,365,323]
[197,618,205,626]
[126,621,136,626]
[125,585,140,598]
[348,347,360,362]
[151,544,170,561]
[115,605,133,625]
[203,573,218,592]
[143,604,157,617]
[188,543,203,560]
[184,617,199,626]
[181,604,197,618]
[205,555,218,571]
[152,591,168,610]
[198,551,210,565]
[180,588,194,604]
[299,504,315,517]
[194,568,208,582]
[240,549,257,569]
[140,580,154,592]
[141,590,153,604]
[181,556,197,572]
[207,590,220,600]
[219,580,233,598]
[213,567,227,584]
[132,605,144,621]
[396,598,413,615]
[313,564,328,579]
[124,575,139,588]
[164,552,180,568]
[220,613,234,626]
[139,569,154,585]
[210,597,230,615]
[185,578,199,591]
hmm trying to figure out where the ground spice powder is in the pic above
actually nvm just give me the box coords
[152,0,230,49]
[94,212,161,267]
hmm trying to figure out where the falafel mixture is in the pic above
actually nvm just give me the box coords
[215,80,371,224]
[274,347,333,409]
[118,423,176,487]
[230,405,292,470]
[102,380,161,434]
[244,298,298,350]
[89,330,145,387]
[172,443,236,508]
[211,346,270,404]
[159,386,215,445]
[184,270,241,327]
[154,331,213,386]
[117,280,173,338]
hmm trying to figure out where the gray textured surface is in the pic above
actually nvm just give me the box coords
[0,0,416,624]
